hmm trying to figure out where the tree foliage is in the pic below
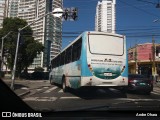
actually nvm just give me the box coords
[0,17,44,76]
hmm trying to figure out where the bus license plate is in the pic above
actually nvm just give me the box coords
[104,73,112,76]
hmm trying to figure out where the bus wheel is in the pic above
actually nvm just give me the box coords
[62,77,68,92]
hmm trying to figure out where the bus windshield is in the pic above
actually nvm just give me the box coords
[88,34,124,55]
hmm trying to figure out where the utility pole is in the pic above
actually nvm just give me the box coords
[135,44,138,74]
[152,36,156,76]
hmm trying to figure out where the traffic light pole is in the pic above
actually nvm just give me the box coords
[11,29,21,90]
[1,37,4,71]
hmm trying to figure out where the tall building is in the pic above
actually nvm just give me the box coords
[50,0,62,60]
[0,0,9,28]
[8,0,18,17]
[6,0,63,72]
[95,0,116,33]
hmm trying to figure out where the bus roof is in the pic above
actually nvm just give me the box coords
[51,31,125,61]
[88,31,124,38]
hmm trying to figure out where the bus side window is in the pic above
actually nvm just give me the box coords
[76,41,81,60]
[60,52,65,66]
[59,55,61,66]
[51,60,54,68]
[57,56,60,67]
[55,57,57,68]
[72,38,82,62]
[69,48,72,63]
[65,47,72,64]
[52,58,56,68]
[77,45,81,60]
[72,45,77,62]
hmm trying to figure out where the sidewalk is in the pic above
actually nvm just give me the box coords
[2,78,31,97]
[5,82,30,97]
[153,81,160,88]
[2,78,49,97]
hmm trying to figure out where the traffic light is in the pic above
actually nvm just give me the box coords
[156,3,160,8]
[71,8,78,21]
[62,8,69,20]
[62,8,78,21]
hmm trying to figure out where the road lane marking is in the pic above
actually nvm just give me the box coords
[152,90,160,93]
[43,86,49,89]
[23,97,57,101]
[109,88,116,91]
[60,97,79,99]
[151,91,160,95]
[113,98,160,101]
[23,97,37,101]
[36,88,42,91]
[21,87,28,90]
[153,89,160,93]
[58,89,63,93]
[43,86,57,93]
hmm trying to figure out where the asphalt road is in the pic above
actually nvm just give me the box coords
[13,80,160,112]
[2,79,160,112]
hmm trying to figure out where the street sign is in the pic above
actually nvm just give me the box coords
[53,8,63,17]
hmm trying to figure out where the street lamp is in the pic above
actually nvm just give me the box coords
[1,31,12,71]
[10,10,63,90]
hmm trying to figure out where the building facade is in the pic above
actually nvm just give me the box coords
[95,0,116,33]
[8,0,18,18]
[0,0,9,28]
[6,0,63,72]
[128,43,160,79]
[50,0,62,60]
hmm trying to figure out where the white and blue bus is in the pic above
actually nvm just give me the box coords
[49,31,128,92]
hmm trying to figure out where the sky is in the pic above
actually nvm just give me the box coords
[62,0,160,49]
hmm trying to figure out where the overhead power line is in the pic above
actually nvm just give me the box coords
[119,0,160,17]
[137,0,156,5]
[137,0,160,8]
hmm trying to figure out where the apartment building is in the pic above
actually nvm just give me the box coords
[95,0,116,33]
[8,0,18,17]
[50,0,62,60]
[0,0,9,28]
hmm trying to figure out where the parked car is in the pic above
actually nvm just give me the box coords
[128,74,153,94]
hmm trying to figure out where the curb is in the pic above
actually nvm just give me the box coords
[18,90,30,97]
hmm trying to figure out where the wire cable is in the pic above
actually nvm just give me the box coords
[119,0,160,17]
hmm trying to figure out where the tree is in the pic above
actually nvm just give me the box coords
[0,17,44,77]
